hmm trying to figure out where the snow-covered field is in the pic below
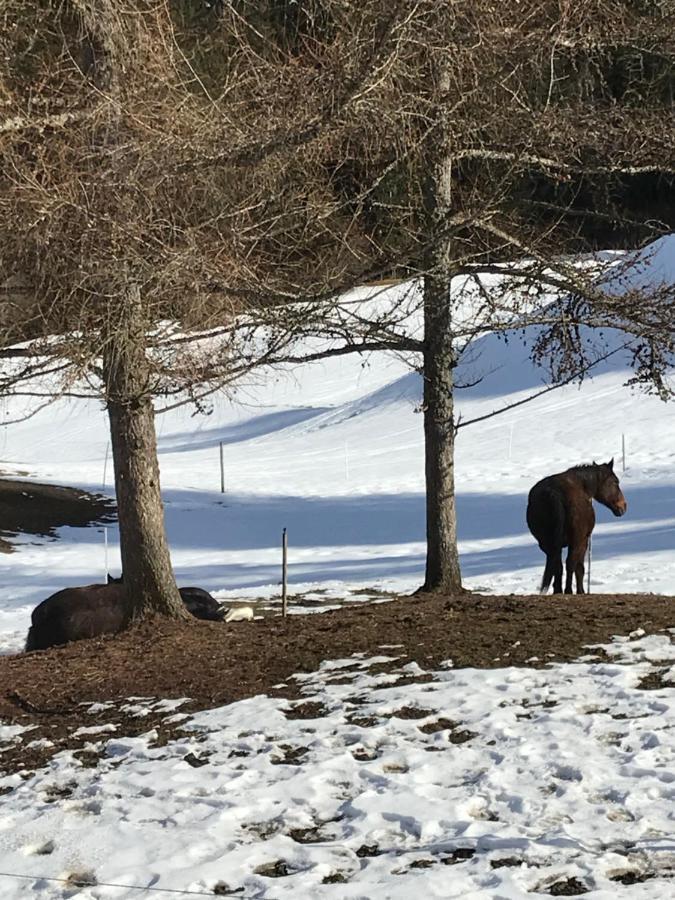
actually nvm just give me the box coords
[1,245,674,897]
[2,635,675,898]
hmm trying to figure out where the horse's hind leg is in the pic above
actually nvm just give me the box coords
[544,550,563,594]
[553,554,563,594]
[575,537,590,594]
[575,560,585,594]
[566,541,588,594]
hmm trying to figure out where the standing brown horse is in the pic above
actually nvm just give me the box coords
[526,459,627,594]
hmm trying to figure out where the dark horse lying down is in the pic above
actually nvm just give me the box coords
[26,578,224,651]
[107,574,223,622]
[526,459,627,594]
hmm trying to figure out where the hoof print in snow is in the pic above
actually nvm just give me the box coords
[183,752,210,768]
[418,717,475,743]
[491,856,525,869]
[27,840,55,856]
[289,826,324,844]
[244,821,281,840]
[389,706,432,720]
[345,695,369,706]
[65,870,97,888]
[43,781,77,802]
[408,858,435,869]
[289,816,343,844]
[254,860,293,878]
[284,701,330,720]
[73,749,103,768]
[322,871,349,884]
[637,668,670,690]
[213,882,244,895]
[448,728,477,745]
[552,765,583,783]
[382,761,409,773]
[442,848,475,865]
[346,715,380,728]
[418,716,458,734]
[270,744,309,765]
[608,870,652,885]
[356,844,382,858]
[352,747,378,761]
[490,856,537,869]
[543,876,590,896]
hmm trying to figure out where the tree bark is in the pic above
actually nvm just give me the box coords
[102,290,189,621]
[418,41,463,595]
[420,274,463,594]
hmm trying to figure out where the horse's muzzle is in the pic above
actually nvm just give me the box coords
[613,502,627,517]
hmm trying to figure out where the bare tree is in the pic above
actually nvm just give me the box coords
[250,0,675,595]
[0,0,425,618]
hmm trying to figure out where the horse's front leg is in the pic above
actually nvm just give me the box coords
[575,560,585,594]
[552,552,563,594]
[575,532,593,594]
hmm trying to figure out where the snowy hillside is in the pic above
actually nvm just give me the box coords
[1,251,674,654]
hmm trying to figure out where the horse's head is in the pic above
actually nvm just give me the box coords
[595,459,627,517]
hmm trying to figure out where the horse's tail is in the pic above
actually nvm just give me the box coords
[540,558,556,593]
[547,486,567,551]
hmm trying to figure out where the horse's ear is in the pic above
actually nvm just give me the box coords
[608,457,614,471]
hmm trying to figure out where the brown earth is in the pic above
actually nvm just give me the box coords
[1,590,673,776]
[0,477,115,551]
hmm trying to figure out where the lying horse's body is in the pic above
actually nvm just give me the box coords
[177,587,223,621]
[526,459,627,594]
[106,574,223,622]
[26,579,224,651]
[25,583,128,651]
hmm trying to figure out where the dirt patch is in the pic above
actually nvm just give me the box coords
[0,478,115,551]
[546,876,590,895]
[284,701,331,719]
[0,591,674,774]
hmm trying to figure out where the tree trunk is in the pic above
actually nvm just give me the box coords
[102,291,188,621]
[419,274,463,594]
[77,4,186,622]
[418,41,463,595]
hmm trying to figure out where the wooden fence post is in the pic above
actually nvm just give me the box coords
[282,527,288,618]
[219,441,225,493]
[103,526,109,582]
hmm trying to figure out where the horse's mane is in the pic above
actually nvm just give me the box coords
[567,462,608,474]
[566,462,611,491]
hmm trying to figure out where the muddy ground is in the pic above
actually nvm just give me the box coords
[1,591,674,776]
[0,477,115,551]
